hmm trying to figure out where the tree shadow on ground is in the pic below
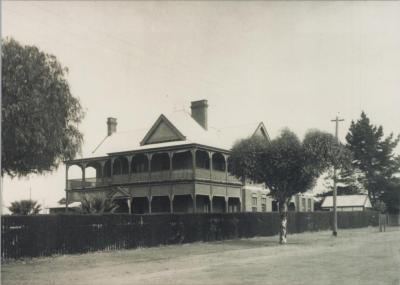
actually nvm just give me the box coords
[214,237,314,248]
[219,238,281,248]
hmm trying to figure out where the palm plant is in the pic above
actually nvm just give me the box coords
[8,200,42,215]
[80,194,119,214]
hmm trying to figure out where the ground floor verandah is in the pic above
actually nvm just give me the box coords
[67,182,242,214]
[110,195,241,214]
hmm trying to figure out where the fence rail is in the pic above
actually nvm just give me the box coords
[1,211,387,260]
[388,214,400,226]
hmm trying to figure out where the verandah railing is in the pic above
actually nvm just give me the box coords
[67,168,241,190]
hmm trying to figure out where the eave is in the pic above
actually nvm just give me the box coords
[65,143,231,166]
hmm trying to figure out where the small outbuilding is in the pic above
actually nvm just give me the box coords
[47,202,81,214]
[321,194,372,212]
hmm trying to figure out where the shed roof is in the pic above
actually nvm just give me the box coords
[47,202,81,209]
[321,195,372,208]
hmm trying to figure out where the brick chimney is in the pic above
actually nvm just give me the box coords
[190,100,208,130]
[107,117,117,136]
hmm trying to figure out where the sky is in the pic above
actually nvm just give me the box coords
[2,1,400,212]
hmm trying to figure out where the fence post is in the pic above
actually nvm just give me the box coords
[379,213,386,232]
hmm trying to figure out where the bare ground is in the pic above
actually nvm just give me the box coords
[2,227,399,285]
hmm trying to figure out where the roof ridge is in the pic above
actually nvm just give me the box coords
[170,108,191,116]
[216,121,262,130]
[112,127,148,134]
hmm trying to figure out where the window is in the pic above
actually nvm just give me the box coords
[307,199,312,212]
[252,197,257,212]
[261,197,267,212]
[301,198,306,211]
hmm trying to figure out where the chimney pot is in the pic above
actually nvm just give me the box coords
[107,117,117,136]
[190,100,208,130]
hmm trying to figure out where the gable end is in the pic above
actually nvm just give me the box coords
[140,114,186,146]
[252,122,271,142]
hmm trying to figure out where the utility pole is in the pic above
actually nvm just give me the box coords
[331,116,344,237]
[0,176,3,216]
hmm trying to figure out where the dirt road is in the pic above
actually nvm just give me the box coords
[2,227,399,285]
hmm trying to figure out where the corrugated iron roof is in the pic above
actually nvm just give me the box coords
[321,195,371,208]
[77,110,268,159]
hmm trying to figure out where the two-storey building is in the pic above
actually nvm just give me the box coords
[65,99,313,213]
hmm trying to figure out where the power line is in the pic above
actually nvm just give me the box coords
[17,4,225,97]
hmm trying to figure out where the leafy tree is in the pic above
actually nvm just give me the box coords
[230,129,347,244]
[323,167,366,195]
[317,185,361,198]
[379,178,400,214]
[229,135,266,184]
[2,38,84,177]
[320,157,366,202]
[80,194,119,214]
[8,200,42,215]
[374,200,387,214]
[345,112,400,208]
[303,129,352,172]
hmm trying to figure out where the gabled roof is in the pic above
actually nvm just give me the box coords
[252,122,270,142]
[109,187,130,199]
[140,114,186,146]
[321,195,372,208]
[77,110,270,159]
[213,122,270,148]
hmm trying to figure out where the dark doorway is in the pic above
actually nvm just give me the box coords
[151,196,171,213]
[228,198,241,213]
[196,195,211,213]
[212,196,226,213]
[173,195,193,213]
[132,197,149,214]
